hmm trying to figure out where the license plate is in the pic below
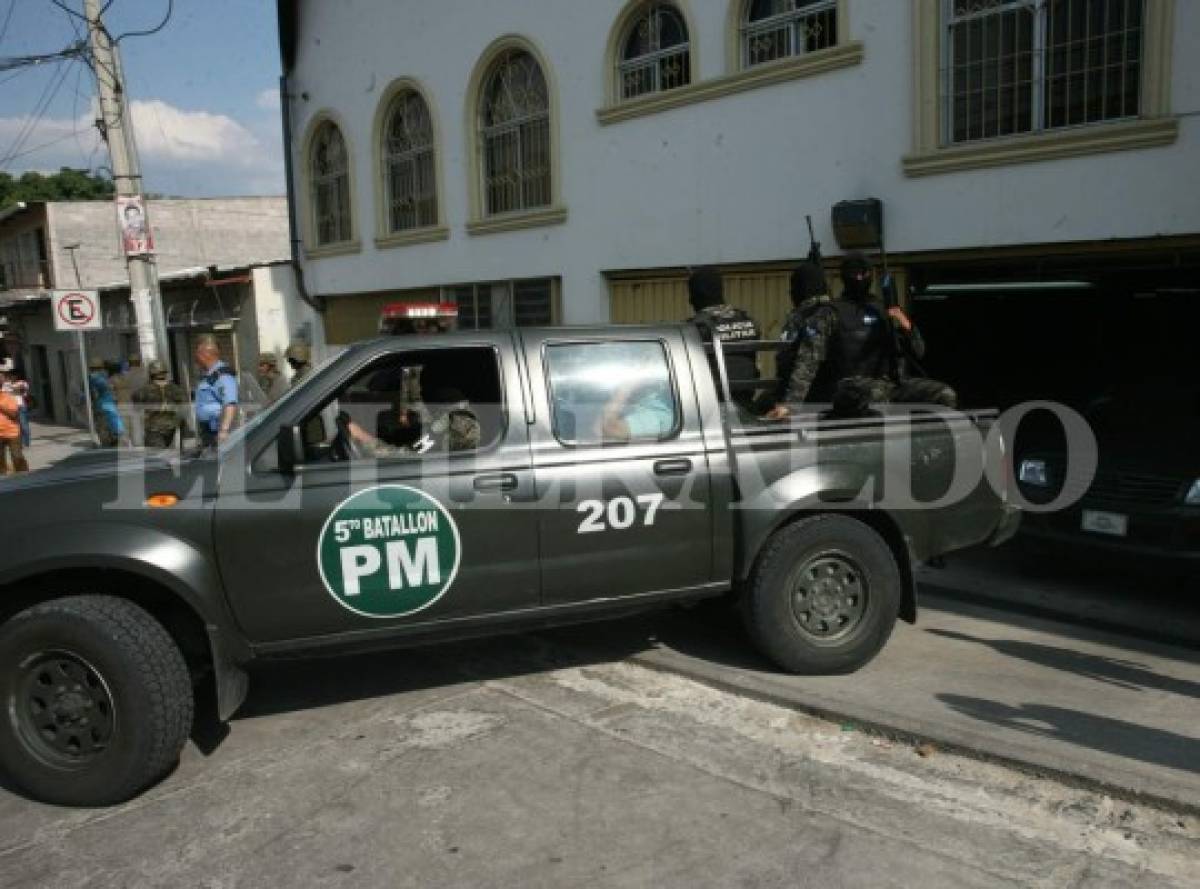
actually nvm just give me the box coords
[1081,510,1128,537]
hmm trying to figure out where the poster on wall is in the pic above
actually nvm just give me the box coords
[116,195,154,256]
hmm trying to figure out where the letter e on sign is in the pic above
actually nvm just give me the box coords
[51,291,103,332]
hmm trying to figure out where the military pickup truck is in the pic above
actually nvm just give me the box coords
[0,325,1018,805]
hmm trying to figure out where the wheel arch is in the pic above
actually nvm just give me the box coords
[740,504,919,624]
[0,553,249,722]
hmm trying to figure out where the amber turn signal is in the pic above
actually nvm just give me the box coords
[145,493,179,508]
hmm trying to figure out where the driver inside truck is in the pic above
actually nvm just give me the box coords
[346,386,480,456]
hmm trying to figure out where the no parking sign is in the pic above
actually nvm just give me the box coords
[51,290,103,332]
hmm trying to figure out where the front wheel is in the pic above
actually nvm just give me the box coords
[0,596,194,806]
[743,515,901,675]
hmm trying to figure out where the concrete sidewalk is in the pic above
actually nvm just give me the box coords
[614,594,1200,813]
[20,421,96,472]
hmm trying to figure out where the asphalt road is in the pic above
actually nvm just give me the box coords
[1,634,1197,888]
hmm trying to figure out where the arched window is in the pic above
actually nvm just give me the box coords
[309,121,352,246]
[742,0,837,68]
[618,4,691,101]
[480,50,551,216]
[383,90,437,232]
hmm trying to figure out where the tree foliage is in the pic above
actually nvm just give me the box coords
[0,168,115,208]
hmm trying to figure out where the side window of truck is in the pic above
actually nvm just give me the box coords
[545,341,681,446]
[298,346,505,463]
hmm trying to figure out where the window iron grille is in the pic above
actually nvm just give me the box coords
[385,91,438,232]
[481,51,552,216]
[943,0,1144,145]
[742,0,838,68]
[618,4,691,100]
[311,122,352,245]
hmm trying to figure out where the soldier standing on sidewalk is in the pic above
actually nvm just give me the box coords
[132,361,189,449]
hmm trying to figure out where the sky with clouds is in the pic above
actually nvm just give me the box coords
[0,0,285,197]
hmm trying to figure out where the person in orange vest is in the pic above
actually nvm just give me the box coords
[0,364,29,474]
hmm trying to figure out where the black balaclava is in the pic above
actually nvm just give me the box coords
[840,252,873,302]
[789,263,828,308]
[687,267,724,312]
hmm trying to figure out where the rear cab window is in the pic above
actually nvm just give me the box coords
[544,340,681,447]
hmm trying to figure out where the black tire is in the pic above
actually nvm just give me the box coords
[0,595,193,807]
[743,515,901,675]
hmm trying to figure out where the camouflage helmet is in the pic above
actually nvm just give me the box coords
[148,359,168,378]
[285,342,311,364]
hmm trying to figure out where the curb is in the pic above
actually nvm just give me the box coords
[629,645,1200,818]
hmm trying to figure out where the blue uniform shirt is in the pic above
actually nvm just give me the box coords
[194,361,239,432]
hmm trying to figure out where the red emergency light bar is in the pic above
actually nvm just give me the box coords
[380,301,458,321]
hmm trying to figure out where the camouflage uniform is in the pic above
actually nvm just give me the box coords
[775,293,833,405]
[132,362,188,448]
[779,298,957,415]
[363,404,480,457]
[688,303,762,411]
[255,354,289,405]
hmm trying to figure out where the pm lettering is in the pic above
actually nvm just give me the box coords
[339,538,441,597]
[576,494,665,534]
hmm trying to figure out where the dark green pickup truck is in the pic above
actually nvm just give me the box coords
[0,324,1018,805]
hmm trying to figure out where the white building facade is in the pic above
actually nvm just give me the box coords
[279,0,1198,389]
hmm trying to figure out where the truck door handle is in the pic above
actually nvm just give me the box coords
[654,459,692,477]
[473,472,518,492]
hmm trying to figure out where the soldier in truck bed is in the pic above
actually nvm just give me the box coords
[685,267,761,411]
[765,252,956,419]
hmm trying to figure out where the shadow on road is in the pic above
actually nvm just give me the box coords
[922,591,1200,663]
[235,626,656,722]
[937,694,1200,774]
[927,629,1200,699]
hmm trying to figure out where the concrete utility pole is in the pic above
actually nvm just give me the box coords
[83,0,169,365]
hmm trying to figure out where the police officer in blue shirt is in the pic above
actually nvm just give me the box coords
[192,335,239,449]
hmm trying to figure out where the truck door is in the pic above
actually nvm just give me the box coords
[213,336,539,645]
[521,330,716,606]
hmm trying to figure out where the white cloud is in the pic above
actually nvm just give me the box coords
[255,88,281,111]
[0,98,284,195]
[128,99,261,166]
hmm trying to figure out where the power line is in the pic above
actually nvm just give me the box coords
[47,0,87,24]
[0,57,75,169]
[0,0,16,48]
[112,0,171,43]
[0,127,84,165]
[0,42,87,73]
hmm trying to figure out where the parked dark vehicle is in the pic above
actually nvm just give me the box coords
[1016,383,1200,567]
[0,325,1018,806]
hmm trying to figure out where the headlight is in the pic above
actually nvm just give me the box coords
[1018,459,1049,487]
[1186,479,1200,505]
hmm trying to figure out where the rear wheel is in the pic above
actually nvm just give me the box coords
[0,595,193,806]
[744,515,901,674]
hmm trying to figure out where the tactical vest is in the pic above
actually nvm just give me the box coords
[830,299,891,381]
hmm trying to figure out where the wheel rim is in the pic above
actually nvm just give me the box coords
[13,650,115,767]
[788,551,869,644]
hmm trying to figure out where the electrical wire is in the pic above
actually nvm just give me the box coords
[0,42,87,73]
[0,127,83,165]
[112,0,171,43]
[0,57,74,169]
[0,0,17,48]
[47,0,87,24]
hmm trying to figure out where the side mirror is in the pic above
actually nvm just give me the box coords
[277,424,305,473]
